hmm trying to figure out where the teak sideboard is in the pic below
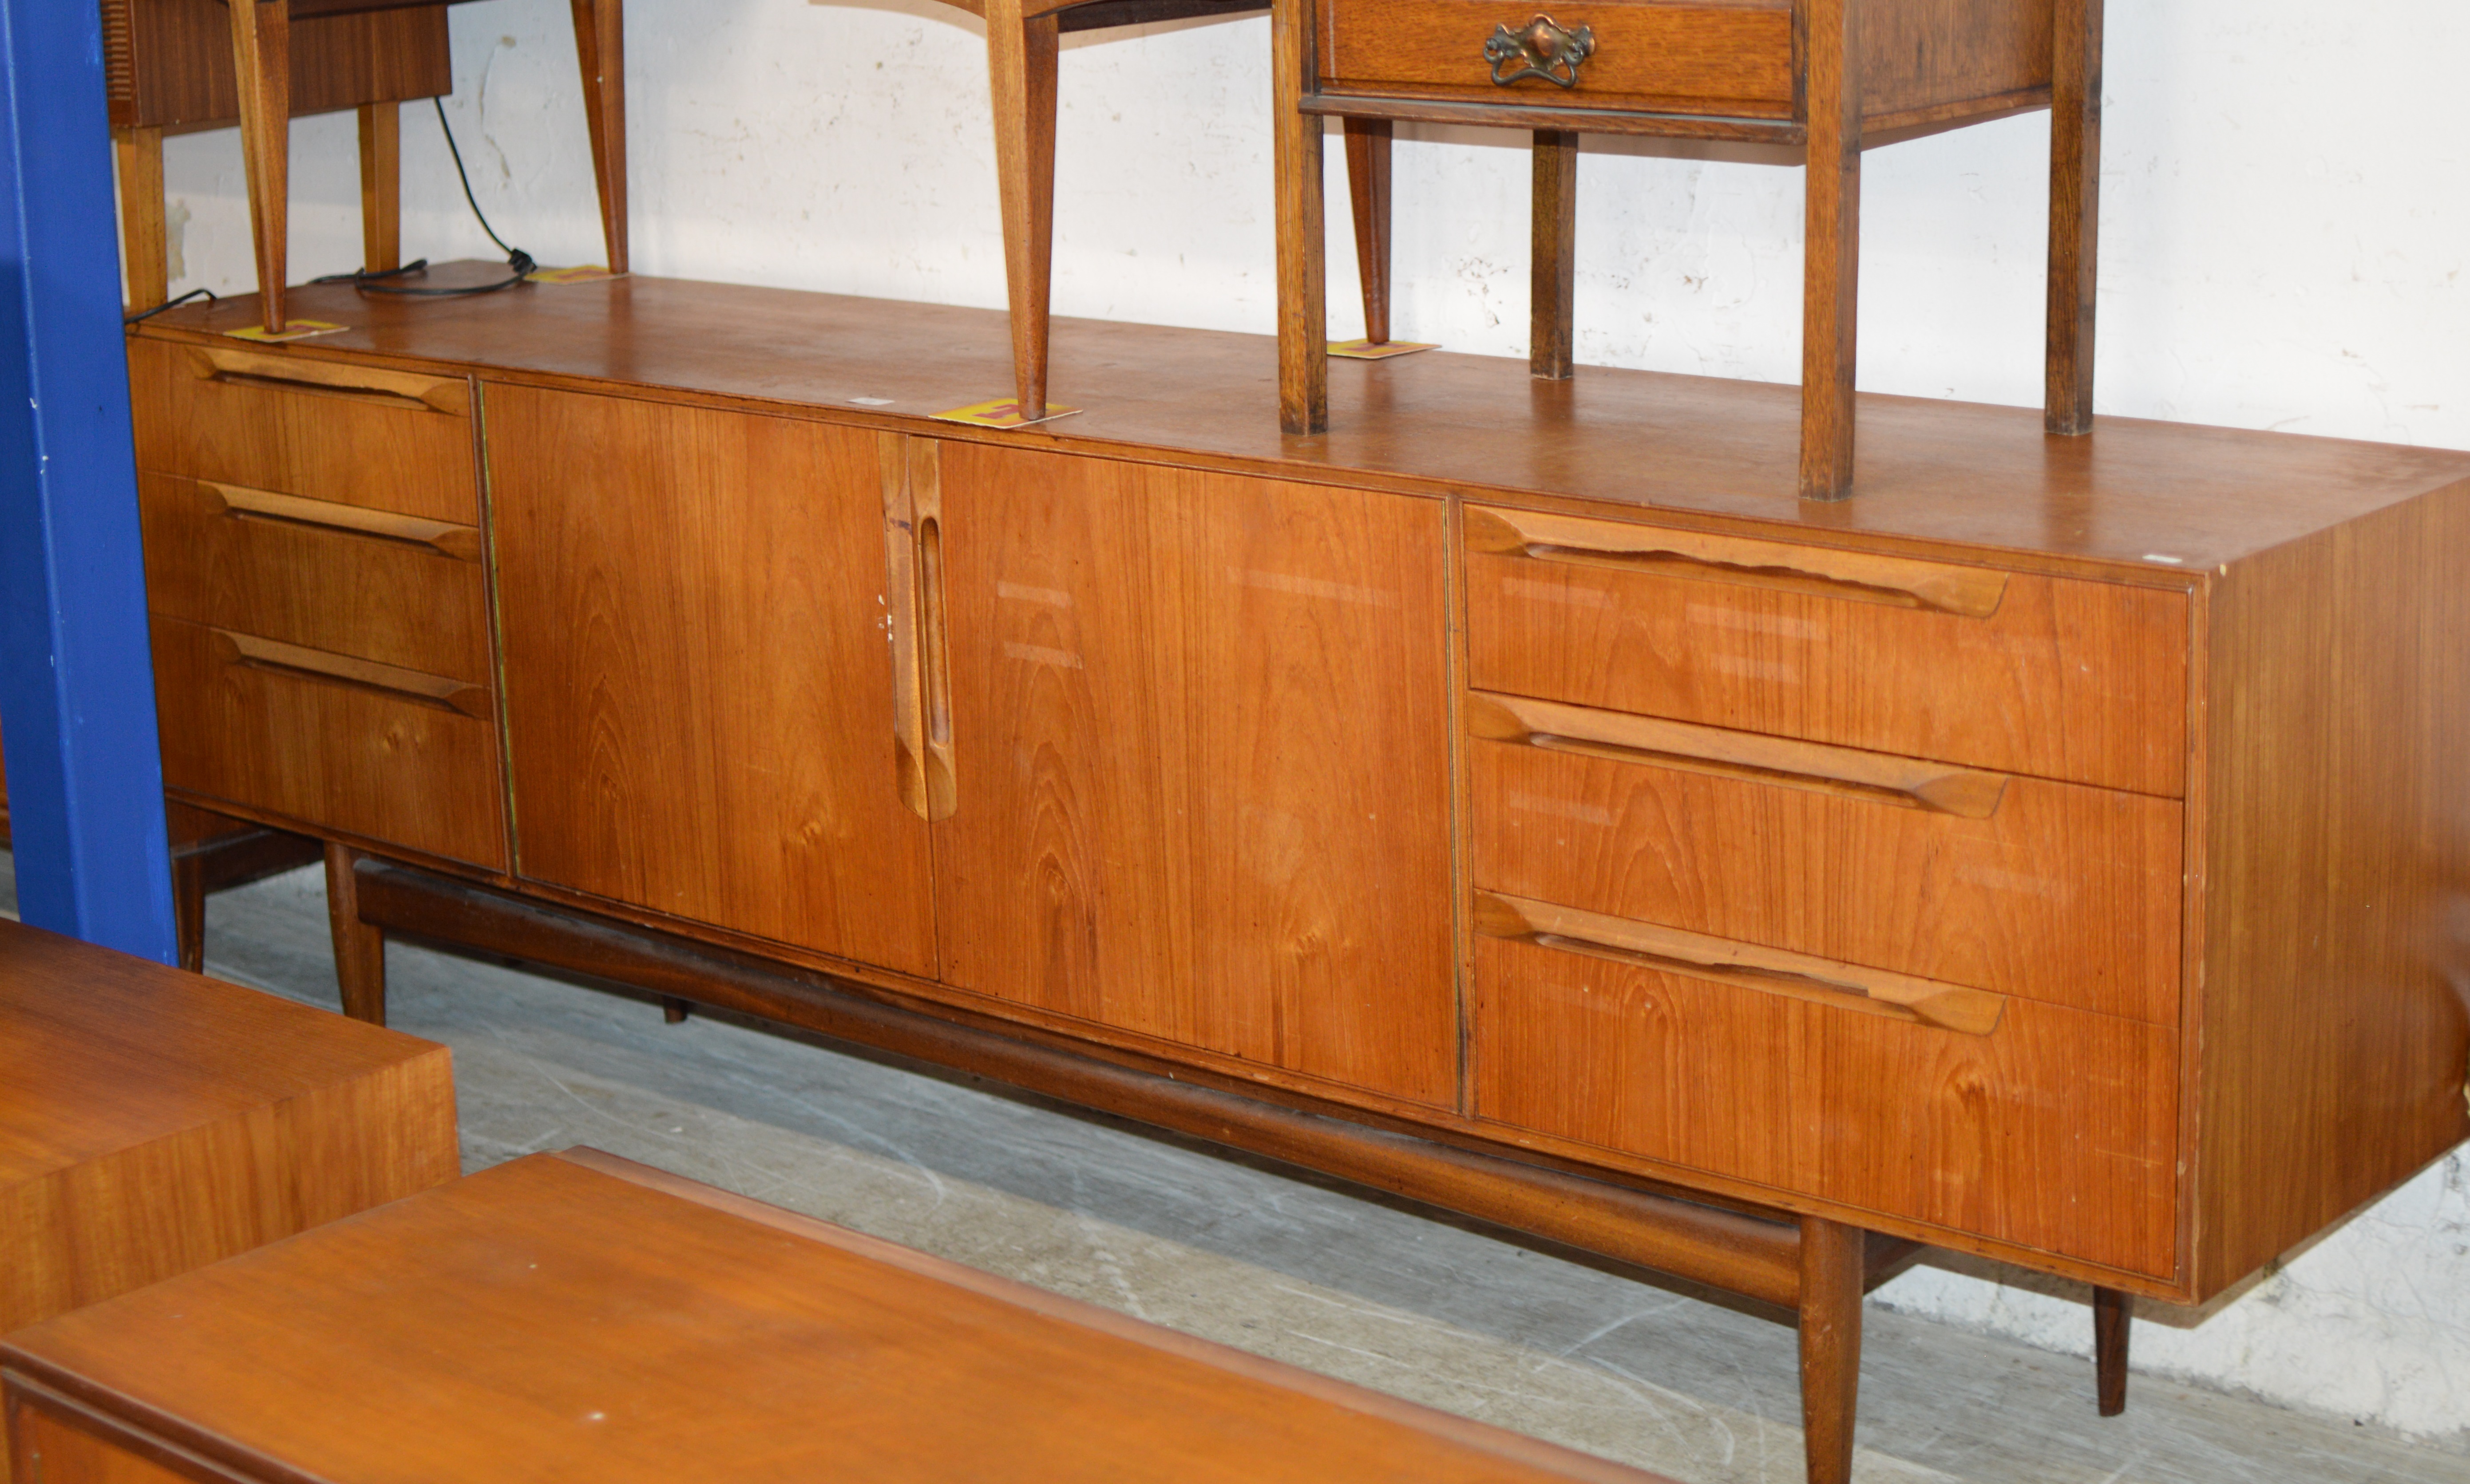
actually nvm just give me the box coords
[124,271,2470,1484]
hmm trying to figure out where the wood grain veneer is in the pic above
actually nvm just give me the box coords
[1,1152,1672,1484]
[930,440,1458,1105]
[487,385,939,979]
[103,0,451,134]
[1321,0,1797,117]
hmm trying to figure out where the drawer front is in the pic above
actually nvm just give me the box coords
[128,337,478,523]
[1468,692,2184,1024]
[139,472,492,684]
[1321,0,1794,117]
[1464,506,2190,797]
[151,616,507,870]
[1472,930,2180,1278]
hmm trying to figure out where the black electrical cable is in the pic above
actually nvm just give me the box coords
[123,287,217,324]
[323,99,535,299]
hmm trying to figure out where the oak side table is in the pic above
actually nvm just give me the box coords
[0,918,458,1483]
[4,1149,1671,1484]
[1275,0,2103,498]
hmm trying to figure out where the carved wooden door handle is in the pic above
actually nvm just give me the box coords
[1485,16,1595,88]
[880,434,958,821]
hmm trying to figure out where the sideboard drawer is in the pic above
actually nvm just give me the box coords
[1321,0,1794,118]
[1463,506,2190,797]
[1471,931,2181,1279]
[127,337,478,524]
[1467,692,2185,1025]
[151,616,507,870]
[140,472,493,685]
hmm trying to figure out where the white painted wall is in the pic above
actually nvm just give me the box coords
[135,0,2470,1448]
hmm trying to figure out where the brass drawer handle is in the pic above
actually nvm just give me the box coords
[1466,505,2010,618]
[213,628,491,719]
[1467,691,2011,818]
[1476,890,2007,1036]
[1485,16,1595,88]
[200,481,483,562]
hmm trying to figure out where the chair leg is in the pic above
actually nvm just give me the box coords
[357,103,400,275]
[1531,130,1578,380]
[2046,0,2102,434]
[2094,1286,2132,1416]
[324,842,388,1025]
[1799,1215,1865,1484]
[226,0,292,335]
[1799,0,1861,501]
[986,0,1060,419]
[568,0,629,273]
[1342,118,1392,346]
[1273,0,1326,434]
[114,127,167,312]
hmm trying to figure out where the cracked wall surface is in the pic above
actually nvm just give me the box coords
[122,0,2470,1447]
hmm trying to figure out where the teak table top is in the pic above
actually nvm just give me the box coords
[1,1149,1666,1484]
[142,265,2470,577]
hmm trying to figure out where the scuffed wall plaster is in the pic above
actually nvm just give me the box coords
[131,0,2470,1449]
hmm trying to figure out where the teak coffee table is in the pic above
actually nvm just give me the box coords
[2,1149,1673,1484]
[0,917,457,1484]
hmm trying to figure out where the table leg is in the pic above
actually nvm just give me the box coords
[1799,1214,1865,1484]
[2094,1286,2132,1416]
[357,103,401,275]
[172,850,208,974]
[2046,0,2102,435]
[1799,0,1861,501]
[325,842,388,1026]
[1342,118,1391,346]
[226,0,291,335]
[114,127,167,312]
[569,0,630,273]
[986,0,1061,419]
[1274,0,1326,434]
[1531,129,1578,380]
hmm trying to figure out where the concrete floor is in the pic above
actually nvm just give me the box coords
[3,851,2459,1483]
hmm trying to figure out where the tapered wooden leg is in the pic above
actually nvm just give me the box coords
[2046,0,2102,435]
[2094,1286,2131,1417]
[1798,1216,1864,1484]
[1273,0,1327,434]
[114,127,167,312]
[986,1,1060,419]
[1799,0,1861,501]
[172,850,207,974]
[226,0,291,335]
[569,0,629,273]
[1531,130,1578,380]
[325,842,388,1025]
[357,103,400,274]
[1342,118,1392,346]
[662,997,692,1024]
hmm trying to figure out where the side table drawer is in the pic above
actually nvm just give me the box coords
[1471,927,2180,1279]
[1467,691,2184,1025]
[1322,0,1794,117]
[140,472,493,684]
[128,337,478,524]
[1464,505,2190,797]
[151,616,507,870]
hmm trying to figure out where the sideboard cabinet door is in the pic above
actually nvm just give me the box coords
[930,442,1457,1108]
[487,387,937,977]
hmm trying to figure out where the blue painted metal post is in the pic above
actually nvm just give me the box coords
[0,0,178,960]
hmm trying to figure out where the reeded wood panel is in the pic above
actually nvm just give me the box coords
[1321,0,1794,117]
[487,387,936,978]
[149,616,505,869]
[108,0,451,132]
[1465,509,2189,796]
[138,473,489,684]
[932,442,1455,1106]
[1472,935,2179,1278]
[1469,732,2183,1023]
[127,339,476,523]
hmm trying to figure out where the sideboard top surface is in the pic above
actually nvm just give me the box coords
[140,266,2470,574]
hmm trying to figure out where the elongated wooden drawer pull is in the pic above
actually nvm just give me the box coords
[880,433,957,821]
[1465,505,2008,618]
[213,628,490,719]
[184,344,471,417]
[1467,691,2009,817]
[200,481,483,561]
[1475,890,2007,1035]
